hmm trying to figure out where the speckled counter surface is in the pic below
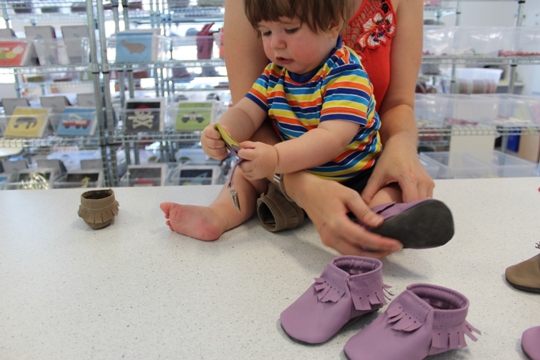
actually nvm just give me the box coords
[1,178,539,360]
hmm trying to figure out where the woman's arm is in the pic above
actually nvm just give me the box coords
[361,0,435,203]
[224,0,281,147]
[223,0,268,104]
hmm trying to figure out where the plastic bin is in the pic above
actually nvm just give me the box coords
[33,38,90,65]
[120,164,168,187]
[171,35,221,61]
[454,26,513,57]
[419,155,440,179]
[500,27,540,56]
[419,151,491,179]
[464,150,538,178]
[54,170,103,189]
[0,173,15,190]
[415,94,499,126]
[166,163,221,186]
[5,168,57,190]
[423,26,456,56]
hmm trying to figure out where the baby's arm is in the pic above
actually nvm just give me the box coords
[201,97,268,160]
[239,120,360,180]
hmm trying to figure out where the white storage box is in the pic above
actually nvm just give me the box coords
[465,150,538,178]
[419,151,491,179]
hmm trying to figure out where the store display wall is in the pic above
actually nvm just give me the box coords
[0,0,538,191]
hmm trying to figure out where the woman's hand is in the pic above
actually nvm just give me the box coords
[284,172,404,258]
[362,133,435,203]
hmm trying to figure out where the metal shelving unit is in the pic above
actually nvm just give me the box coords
[0,0,112,185]
[1,0,537,190]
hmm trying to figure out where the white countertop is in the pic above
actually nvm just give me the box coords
[1,178,539,360]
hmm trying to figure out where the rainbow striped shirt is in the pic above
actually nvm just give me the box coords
[246,38,382,182]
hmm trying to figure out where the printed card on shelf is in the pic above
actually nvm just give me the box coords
[24,25,56,40]
[0,29,16,38]
[115,29,160,63]
[0,40,31,67]
[60,25,90,64]
[4,107,52,138]
[174,101,217,131]
[40,96,71,113]
[124,98,165,133]
[55,107,98,137]
[2,98,30,115]
[24,25,56,65]
[77,93,97,107]
[122,164,167,187]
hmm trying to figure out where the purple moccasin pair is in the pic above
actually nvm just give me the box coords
[359,199,455,249]
[522,326,540,360]
[280,256,480,359]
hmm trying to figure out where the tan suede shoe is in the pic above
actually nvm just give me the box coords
[78,189,120,230]
[505,243,540,294]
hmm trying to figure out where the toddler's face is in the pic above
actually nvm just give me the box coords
[257,17,339,75]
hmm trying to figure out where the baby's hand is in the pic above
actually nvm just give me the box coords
[238,141,278,181]
[201,124,228,160]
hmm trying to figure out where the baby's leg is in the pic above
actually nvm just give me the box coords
[365,183,402,208]
[160,167,268,241]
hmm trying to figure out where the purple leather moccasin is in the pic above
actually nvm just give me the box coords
[344,283,480,360]
[522,326,540,360]
[280,256,391,344]
[366,199,454,249]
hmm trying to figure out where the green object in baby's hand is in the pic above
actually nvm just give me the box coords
[214,123,242,155]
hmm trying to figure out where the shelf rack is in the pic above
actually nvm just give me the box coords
[0,0,538,189]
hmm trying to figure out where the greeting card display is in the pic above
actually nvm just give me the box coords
[124,98,165,133]
[56,107,98,136]
[4,107,52,138]
[174,101,217,131]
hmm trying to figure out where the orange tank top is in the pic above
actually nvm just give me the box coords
[342,0,397,112]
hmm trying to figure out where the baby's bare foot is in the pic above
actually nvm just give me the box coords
[160,202,227,241]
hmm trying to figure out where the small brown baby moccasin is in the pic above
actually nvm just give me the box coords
[505,243,540,294]
[78,189,120,229]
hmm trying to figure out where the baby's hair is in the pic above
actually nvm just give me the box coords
[244,0,349,34]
